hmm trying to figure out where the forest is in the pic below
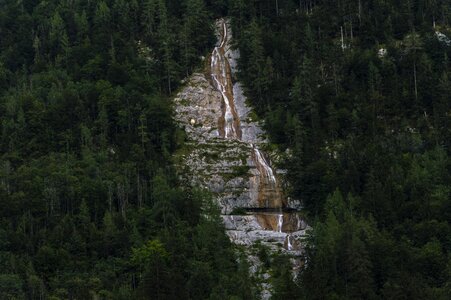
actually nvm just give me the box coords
[0,0,254,298]
[228,0,450,299]
[0,0,450,299]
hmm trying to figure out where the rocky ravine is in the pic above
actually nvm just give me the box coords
[174,18,309,266]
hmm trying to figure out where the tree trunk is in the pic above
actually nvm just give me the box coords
[414,61,418,101]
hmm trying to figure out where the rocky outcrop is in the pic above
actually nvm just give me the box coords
[173,18,309,261]
[174,74,222,142]
[173,18,310,299]
[223,213,308,252]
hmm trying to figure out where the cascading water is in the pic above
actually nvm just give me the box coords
[210,20,241,139]
[251,144,285,209]
[211,19,284,209]
[175,17,308,299]
[287,235,293,251]
[253,145,276,183]
[277,214,283,233]
[206,18,305,254]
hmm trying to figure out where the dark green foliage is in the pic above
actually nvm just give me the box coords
[229,0,451,298]
[0,0,255,298]
[271,255,302,300]
[1,0,451,298]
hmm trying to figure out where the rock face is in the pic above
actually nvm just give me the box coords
[174,18,309,265]
[223,213,308,253]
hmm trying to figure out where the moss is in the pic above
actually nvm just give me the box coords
[240,155,248,165]
[205,151,220,163]
[172,142,194,165]
[233,165,250,177]
[246,109,260,122]
[179,98,190,106]
[174,128,187,148]
[222,165,250,182]
[256,243,271,270]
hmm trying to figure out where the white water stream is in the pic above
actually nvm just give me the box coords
[208,19,305,254]
[253,146,277,183]
[277,214,283,233]
[210,21,239,139]
[287,235,293,250]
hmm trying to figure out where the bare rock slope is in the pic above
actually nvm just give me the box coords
[173,19,309,257]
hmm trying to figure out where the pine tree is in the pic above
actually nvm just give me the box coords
[157,0,179,94]
[291,55,319,137]
[182,0,211,74]
[244,19,265,106]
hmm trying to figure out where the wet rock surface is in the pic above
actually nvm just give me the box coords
[173,18,310,297]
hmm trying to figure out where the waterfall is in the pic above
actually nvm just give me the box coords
[176,18,307,299]
[287,235,293,250]
[211,51,235,138]
[208,19,302,253]
[219,21,227,48]
[210,19,283,210]
[253,147,276,183]
[251,143,284,208]
[210,19,241,139]
[277,214,283,233]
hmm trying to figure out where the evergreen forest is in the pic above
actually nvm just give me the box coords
[0,0,450,299]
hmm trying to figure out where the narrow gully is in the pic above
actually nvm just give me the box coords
[209,19,302,248]
[210,19,242,139]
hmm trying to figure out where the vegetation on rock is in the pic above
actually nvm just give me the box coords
[1,0,450,299]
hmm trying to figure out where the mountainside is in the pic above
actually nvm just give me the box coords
[227,1,451,299]
[0,0,450,299]
[173,20,308,296]
[174,18,307,252]
[0,1,255,299]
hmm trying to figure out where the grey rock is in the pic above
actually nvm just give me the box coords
[173,19,310,295]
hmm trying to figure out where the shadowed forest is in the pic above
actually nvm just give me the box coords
[0,0,450,299]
